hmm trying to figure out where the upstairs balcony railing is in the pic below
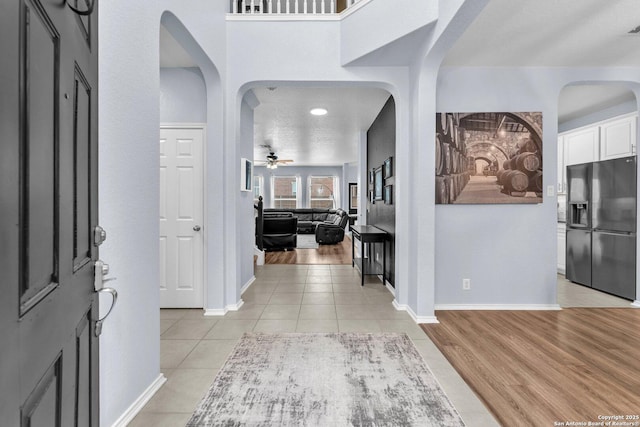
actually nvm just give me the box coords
[231,0,365,15]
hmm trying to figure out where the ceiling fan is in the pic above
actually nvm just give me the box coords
[255,146,293,169]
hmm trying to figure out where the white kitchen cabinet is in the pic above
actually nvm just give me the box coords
[600,114,637,160]
[557,222,566,274]
[564,126,600,166]
[557,136,565,193]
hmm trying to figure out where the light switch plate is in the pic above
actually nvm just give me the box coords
[546,185,555,197]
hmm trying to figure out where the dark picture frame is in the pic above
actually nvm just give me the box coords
[240,158,253,192]
[435,111,543,205]
[384,185,393,205]
[383,157,393,179]
[374,167,383,200]
[348,182,358,214]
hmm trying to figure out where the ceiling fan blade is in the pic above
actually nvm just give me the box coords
[276,159,294,163]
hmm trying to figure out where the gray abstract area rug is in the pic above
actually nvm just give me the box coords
[187,332,465,427]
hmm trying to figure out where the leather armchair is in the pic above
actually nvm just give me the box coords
[315,209,349,245]
[260,216,297,251]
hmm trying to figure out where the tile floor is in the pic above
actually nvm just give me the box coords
[557,273,635,307]
[129,264,499,427]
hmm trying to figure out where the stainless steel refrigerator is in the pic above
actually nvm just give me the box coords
[566,156,636,300]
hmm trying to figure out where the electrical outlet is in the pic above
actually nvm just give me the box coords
[463,279,471,290]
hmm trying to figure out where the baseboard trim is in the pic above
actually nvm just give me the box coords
[392,300,439,324]
[204,308,227,316]
[434,304,562,311]
[226,299,244,311]
[110,373,166,427]
[631,300,640,308]
[241,276,256,294]
[254,247,265,266]
[204,299,245,316]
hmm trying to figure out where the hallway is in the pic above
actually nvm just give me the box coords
[129,264,497,426]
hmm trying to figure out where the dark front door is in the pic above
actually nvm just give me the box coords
[1,0,100,425]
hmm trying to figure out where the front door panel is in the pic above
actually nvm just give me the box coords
[1,0,99,424]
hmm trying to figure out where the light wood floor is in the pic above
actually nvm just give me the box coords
[422,309,640,426]
[264,235,353,265]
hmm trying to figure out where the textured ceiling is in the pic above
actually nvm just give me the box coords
[443,0,640,67]
[252,87,390,166]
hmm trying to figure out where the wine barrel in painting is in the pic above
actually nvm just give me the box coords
[529,171,543,192]
[435,176,448,204]
[503,170,529,193]
[436,134,444,176]
[515,152,541,174]
[442,143,452,175]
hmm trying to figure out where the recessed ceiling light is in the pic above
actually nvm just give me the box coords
[310,108,328,116]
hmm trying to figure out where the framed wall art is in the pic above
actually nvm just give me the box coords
[383,157,393,179]
[435,111,543,205]
[374,167,383,200]
[240,158,253,192]
[348,182,358,213]
[384,185,393,205]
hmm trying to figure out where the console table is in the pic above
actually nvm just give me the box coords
[350,225,388,287]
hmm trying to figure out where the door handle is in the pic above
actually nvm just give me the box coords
[95,287,118,336]
[193,225,201,231]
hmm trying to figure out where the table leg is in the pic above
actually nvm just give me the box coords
[361,239,365,287]
[383,239,386,287]
[351,233,355,267]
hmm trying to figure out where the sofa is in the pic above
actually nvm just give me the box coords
[263,208,349,245]
[257,214,297,251]
[264,208,349,235]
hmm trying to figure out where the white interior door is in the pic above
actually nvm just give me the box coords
[160,126,205,308]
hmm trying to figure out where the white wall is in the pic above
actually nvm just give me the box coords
[239,95,258,293]
[435,67,640,308]
[98,2,227,426]
[160,67,207,123]
[340,0,437,65]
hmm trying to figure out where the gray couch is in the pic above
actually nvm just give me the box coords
[263,208,349,245]
[263,208,348,234]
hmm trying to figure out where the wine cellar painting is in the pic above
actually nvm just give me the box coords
[435,112,543,204]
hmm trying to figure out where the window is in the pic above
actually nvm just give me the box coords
[272,176,299,209]
[253,175,263,204]
[309,176,337,209]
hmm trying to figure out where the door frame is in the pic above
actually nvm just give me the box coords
[159,123,207,308]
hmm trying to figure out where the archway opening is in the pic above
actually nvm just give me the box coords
[557,82,638,308]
